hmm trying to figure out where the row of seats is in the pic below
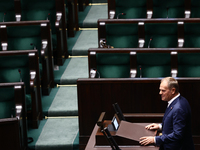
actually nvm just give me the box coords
[88,48,200,78]
[0,0,85,149]
[0,82,27,150]
[98,19,200,48]
[108,0,200,19]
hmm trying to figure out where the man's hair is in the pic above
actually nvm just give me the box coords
[161,77,179,93]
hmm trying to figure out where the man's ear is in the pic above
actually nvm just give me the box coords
[171,88,176,94]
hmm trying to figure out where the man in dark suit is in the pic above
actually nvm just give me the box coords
[139,77,195,150]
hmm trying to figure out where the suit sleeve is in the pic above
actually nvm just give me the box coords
[155,107,187,146]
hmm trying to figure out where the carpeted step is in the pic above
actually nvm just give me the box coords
[54,57,88,85]
[60,57,88,84]
[42,86,78,117]
[79,5,108,28]
[72,30,98,56]
[28,118,79,150]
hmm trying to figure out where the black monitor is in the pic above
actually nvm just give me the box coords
[112,103,125,121]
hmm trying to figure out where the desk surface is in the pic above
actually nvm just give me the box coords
[85,124,159,150]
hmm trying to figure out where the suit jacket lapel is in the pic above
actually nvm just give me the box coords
[162,97,179,126]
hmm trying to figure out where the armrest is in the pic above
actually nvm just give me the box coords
[14,0,21,21]
[29,70,37,91]
[55,12,62,28]
[15,105,23,120]
[40,40,48,59]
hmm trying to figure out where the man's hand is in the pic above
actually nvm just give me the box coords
[145,123,160,130]
[139,136,155,146]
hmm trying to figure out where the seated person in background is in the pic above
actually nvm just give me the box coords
[139,77,194,150]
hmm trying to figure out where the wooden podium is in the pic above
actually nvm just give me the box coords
[85,120,159,150]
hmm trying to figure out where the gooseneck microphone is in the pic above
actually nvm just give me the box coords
[47,13,50,20]
[117,13,126,19]
[148,36,153,48]
[3,12,6,22]
[30,43,36,49]
[139,65,142,78]
[18,69,22,82]
[166,7,169,18]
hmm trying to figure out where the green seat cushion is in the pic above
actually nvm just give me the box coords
[0,87,15,119]
[115,7,146,19]
[184,23,200,48]
[178,53,200,77]
[0,55,31,93]
[137,53,171,77]
[7,25,42,60]
[145,23,177,48]
[21,0,57,34]
[96,53,130,78]
[106,24,138,48]
[0,0,15,22]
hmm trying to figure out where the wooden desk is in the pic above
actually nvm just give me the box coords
[85,123,159,150]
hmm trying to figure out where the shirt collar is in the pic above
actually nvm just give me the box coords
[167,93,180,107]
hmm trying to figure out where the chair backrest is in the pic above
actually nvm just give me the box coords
[0,86,15,119]
[0,54,31,93]
[178,53,200,77]
[0,0,15,22]
[96,53,130,78]
[144,23,178,48]
[136,53,171,77]
[115,0,147,19]
[105,23,138,48]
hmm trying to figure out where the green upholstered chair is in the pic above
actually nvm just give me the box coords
[153,0,185,18]
[19,0,67,65]
[191,0,200,18]
[0,0,16,22]
[136,53,171,78]
[144,23,178,48]
[0,50,42,128]
[0,22,54,95]
[0,82,27,150]
[96,53,130,78]
[105,23,138,48]
[184,23,200,48]
[178,53,200,77]
[114,0,147,19]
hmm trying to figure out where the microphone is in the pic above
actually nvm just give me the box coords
[166,7,169,18]
[148,36,153,48]
[3,12,6,22]
[139,65,142,78]
[117,13,126,19]
[47,13,50,20]
[18,69,22,82]
[30,43,36,49]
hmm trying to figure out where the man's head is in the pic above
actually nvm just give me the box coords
[159,77,179,101]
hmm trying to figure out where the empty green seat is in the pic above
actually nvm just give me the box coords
[7,25,42,58]
[153,0,185,18]
[178,53,200,77]
[0,55,32,110]
[0,87,15,119]
[144,23,178,48]
[96,53,130,78]
[0,82,27,150]
[115,0,147,19]
[136,53,171,78]
[106,23,138,48]
[0,51,42,129]
[184,23,200,48]
[0,0,15,22]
